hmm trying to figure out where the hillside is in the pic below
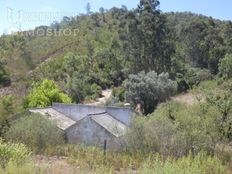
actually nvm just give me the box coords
[0,10,231,102]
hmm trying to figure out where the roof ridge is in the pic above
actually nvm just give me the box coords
[87,112,107,116]
[52,102,132,110]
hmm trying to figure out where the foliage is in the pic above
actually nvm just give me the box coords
[5,113,65,153]
[122,0,175,74]
[138,152,225,174]
[124,71,177,114]
[184,67,212,88]
[175,73,190,92]
[0,96,14,136]
[0,4,232,94]
[0,61,10,87]
[0,162,40,174]
[112,87,125,102]
[0,2,232,173]
[219,54,232,79]
[206,83,232,142]
[125,115,186,157]
[24,79,72,108]
[66,70,103,103]
[125,101,221,156]
[0,138,31,168]
[43,144,226,174]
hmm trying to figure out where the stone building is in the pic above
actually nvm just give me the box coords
[29,103,135,149]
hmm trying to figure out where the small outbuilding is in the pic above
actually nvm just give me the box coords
[29,103,135,150]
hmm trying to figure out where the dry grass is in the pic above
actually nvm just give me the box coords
[171,91,204,106]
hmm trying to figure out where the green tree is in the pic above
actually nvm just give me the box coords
[219,54,232,79]
[24,79,72,108]
[181,19,209,68]
[125,0,174,73]
[222,21,232,54]
[124,71,177,115]
[67,71,90,103]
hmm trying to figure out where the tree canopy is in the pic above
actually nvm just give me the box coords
[124,71,177,115]
[24,79,72,108]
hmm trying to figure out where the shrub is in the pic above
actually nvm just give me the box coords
[105,87,125,106]
[24,79,72,108]
[89,83,102,100]
[176,73,190,93]
[112,87,125,102]
[206,88,232,142]
[185,67,212,88]
[0,61,10,87]
[0,96,14,136]
[125,115,186,157]
[4,113,65,153]
[125,101,221,156]
[219,54,232,79]
[124,71,177,115]
[0,139,31,168]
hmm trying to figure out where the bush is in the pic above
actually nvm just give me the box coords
[185,68,212,88]
[0,61,11,87]
[0,96,14,136]
[0,139,31,168]
[112,87,125,102]
[4,113,65,153]
[24,79,72,108]
[89,83,102,100]
[125,101,221,156]
[176,73,190,93]
[124,71,177,115]
[206,88,232,142]
[219,54,232,79]
[125,116,186,157]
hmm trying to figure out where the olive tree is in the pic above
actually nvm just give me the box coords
[123,71,177,115]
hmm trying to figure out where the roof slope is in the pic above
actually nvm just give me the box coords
[29,108,76,130]
[90,112,127,137]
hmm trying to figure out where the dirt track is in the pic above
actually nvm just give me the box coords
[88,89,112,106]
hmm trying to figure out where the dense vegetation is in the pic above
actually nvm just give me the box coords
[24,79,72,108]
[1,0,232,173]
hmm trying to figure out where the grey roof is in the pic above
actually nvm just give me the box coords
[29,103,131,137]
[52,103,134,125]
[90,112,127,137]
[29,108,76,130]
